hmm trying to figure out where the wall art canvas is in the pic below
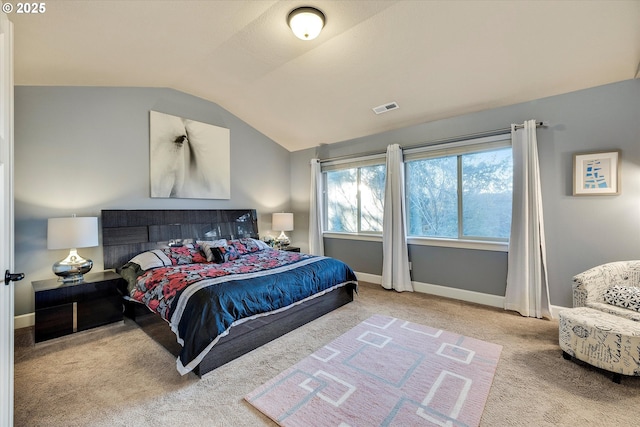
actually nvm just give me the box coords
[573,150,620,196]
[150,111,230,199]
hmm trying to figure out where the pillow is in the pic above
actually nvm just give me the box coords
[229,239,249,254]
[207,246,225,264]
[117,261,145,294]
[198,238,265,262]
[253,238,271,250]
[160,245,207,265]
[229,238,267,254]
[129,249,173,270]
[604,285,640,312]
[128,244,206,270]
[218,244,240,262]
[197,239,228,262]
[241,238,269,252]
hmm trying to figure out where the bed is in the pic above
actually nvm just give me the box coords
[101,209,357,377]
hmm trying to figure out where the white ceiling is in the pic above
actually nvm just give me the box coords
[8,0,640,152]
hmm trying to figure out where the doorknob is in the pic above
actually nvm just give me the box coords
[4,270,25,286]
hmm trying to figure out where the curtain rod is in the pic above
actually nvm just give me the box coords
[319,120,548,164]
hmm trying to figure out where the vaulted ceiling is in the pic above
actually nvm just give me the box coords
[8,0,640,152]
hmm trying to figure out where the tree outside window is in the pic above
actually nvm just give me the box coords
[461,148,512,239]
[325,164,385,233]
[323,143,511,241]
[406,147,512,240]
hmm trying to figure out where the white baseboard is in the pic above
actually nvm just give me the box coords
[14,272,566,328]
[14,312,34,329]
[354,272,382,285]
[355,271,567,318]
[412,281,505,308]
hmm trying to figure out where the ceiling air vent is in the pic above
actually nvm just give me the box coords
[372,101,399,115]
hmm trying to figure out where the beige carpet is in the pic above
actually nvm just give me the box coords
[14,282,640,426]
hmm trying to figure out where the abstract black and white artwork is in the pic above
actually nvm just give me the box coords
[150,111,230,199]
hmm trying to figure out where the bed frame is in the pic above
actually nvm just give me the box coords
[101,209,355,377]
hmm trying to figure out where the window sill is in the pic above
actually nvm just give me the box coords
[322,233,508,252]
[407,237,508,252]
[323,232,381,242]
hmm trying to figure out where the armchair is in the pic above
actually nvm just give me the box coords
[559,260,640,382]
[572,260,640,320]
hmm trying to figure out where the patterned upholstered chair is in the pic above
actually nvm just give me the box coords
[559,260,640,383]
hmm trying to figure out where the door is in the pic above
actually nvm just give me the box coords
[0,7,14,426]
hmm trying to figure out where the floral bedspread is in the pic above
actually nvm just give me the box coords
[128,248,357,375]
[130,248,309,321]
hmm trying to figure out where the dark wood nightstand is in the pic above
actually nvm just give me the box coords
[33,271,124,343]
[280,246,301,252]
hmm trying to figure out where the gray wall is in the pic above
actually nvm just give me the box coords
[14,87,291,316]
[14,80,640,315]
[290,79,640,308]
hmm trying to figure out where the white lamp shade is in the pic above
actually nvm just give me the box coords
[288,7,325,40]
[47,217,99,250]
[272,213,294,231]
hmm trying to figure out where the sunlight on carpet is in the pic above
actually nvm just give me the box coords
[245,314,502,426]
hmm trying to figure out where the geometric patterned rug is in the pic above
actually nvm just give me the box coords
[245,314,502,426]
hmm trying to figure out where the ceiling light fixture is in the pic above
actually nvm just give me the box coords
[287,7,325,41]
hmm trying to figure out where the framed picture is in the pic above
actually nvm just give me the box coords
[149,111,231,199]
[573,150,621,196]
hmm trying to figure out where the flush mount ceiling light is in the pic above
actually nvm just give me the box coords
[287,7,325,40]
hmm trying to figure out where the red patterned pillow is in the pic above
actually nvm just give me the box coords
[218,244,240,262]
[160,245,207,265]
[229,239,249,255]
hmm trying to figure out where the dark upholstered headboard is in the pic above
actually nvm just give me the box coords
[102,209,259,269]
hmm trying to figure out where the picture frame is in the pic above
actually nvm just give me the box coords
[572,150,621,196]
[149,111,231,200]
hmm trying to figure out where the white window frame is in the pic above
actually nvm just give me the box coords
[403,134,512,250]
[319,134,512,253]
[321,153,386,236]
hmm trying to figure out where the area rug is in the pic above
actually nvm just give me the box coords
[245,314,502,426]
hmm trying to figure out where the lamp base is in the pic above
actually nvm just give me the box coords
[276,231,290,248]
[52,249,93,283]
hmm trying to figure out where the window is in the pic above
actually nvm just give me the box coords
[323,160,385,234]
[405,136,512,241]
[406,156,458,238]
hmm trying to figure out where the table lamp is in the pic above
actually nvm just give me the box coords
[272,213,293,248]
[47,216,98,282]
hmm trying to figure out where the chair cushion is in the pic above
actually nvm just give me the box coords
[587,302,640,322]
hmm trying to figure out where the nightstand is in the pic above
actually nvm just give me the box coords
[280,246,301,252]
[33,271,124,343]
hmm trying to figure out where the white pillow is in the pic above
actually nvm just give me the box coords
[252,238,271,250]
[129,250,172,271]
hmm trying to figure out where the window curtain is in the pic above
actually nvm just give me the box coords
[382,144,413,292]
[504,119,552,319]
[308,158,324,256]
